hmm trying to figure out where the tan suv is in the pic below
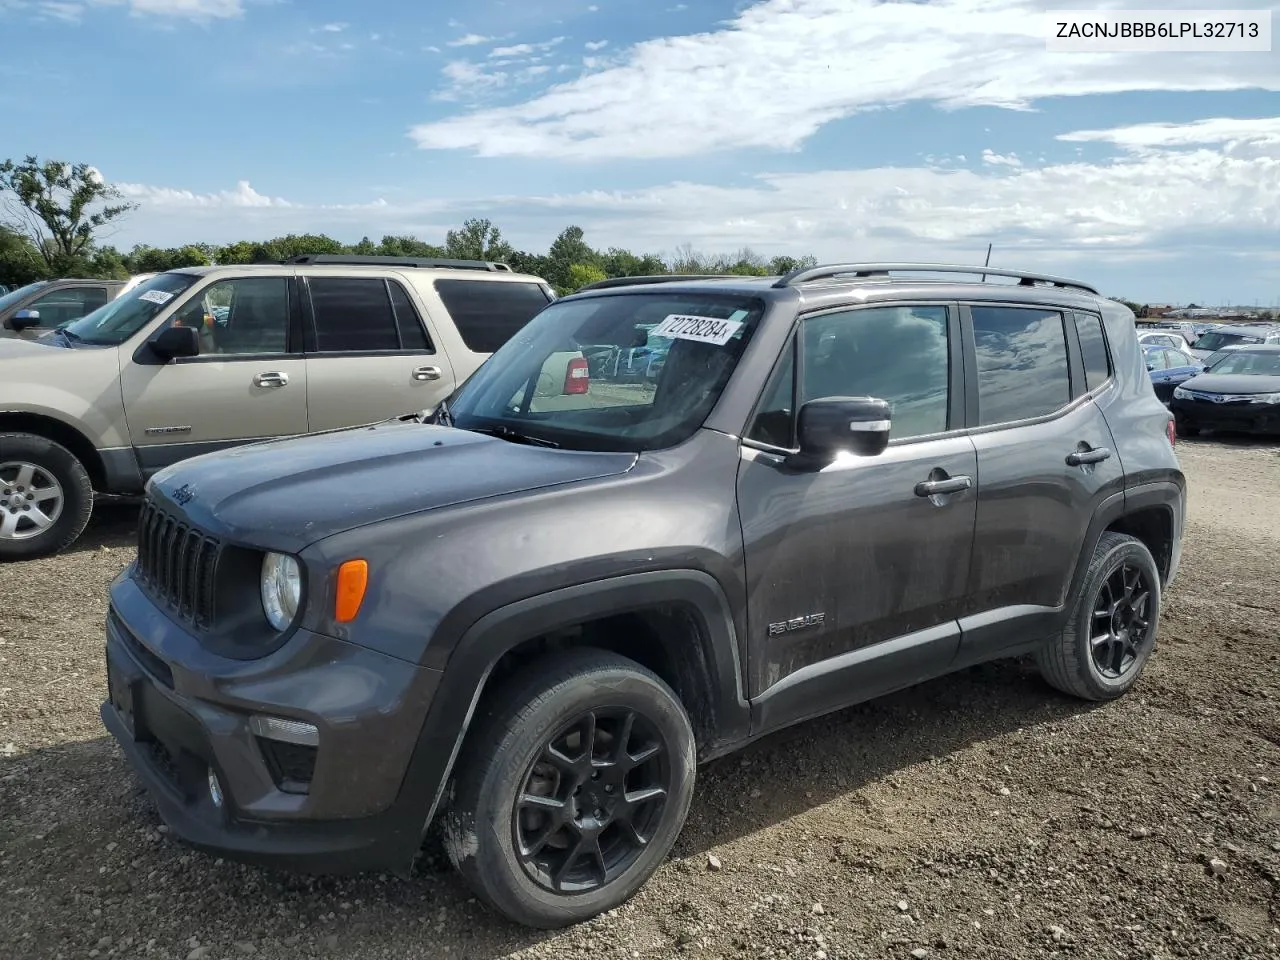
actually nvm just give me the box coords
[0,255,559,560]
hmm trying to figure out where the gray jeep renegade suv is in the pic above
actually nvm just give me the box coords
[101,263,1185,929]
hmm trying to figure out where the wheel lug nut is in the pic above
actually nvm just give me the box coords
[593,808,603,819]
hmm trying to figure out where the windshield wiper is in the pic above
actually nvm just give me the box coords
[468,424,560,448]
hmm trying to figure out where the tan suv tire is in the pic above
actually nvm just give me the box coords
[0,433,94,561]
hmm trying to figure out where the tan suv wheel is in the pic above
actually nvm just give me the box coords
[0,433,94,561]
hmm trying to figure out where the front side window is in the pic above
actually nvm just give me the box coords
[972,306,1071,426]
[62,272,200,345]
[435,279,552,353]
[0,281,48,312]
[170,277,291,356]
[799,305,950,441]
[446,292,763,451]
[1167,349,1195,368]
[27,286,108,327]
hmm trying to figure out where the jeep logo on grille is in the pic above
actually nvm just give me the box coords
[171,483,195,506]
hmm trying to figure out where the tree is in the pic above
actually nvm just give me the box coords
[0,224,46,287]
[568,263,607,291]
[0,156,136,275]
[445,218,514,262]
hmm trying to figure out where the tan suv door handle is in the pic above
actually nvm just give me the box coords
[412,365,442,382]
[253,371,289,388]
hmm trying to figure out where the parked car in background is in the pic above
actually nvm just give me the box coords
[1,278,131,340]
[1171,344,1280,437]
[99,261,1184,929]
[0,255,558,559]
[1144,343,1204,403]
[1137,329,1193,353]
[1186,324,1280,361]
[1142,320,1201,345]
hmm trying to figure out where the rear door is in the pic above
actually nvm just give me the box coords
[301,274,457,431]
[429,277,556,385]
[956,304,1125,661]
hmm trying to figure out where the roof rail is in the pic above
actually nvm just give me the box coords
[282,254,513,272]
[575,274,740,293]
[772,262,1099,296]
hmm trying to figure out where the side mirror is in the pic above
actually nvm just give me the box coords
[7,308,40,331]
[149,325,200,360]
[791,396,892,466]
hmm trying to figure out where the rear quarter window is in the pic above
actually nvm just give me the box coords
[434,279,552,353]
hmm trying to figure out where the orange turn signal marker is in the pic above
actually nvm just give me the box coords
[335,559,369,623]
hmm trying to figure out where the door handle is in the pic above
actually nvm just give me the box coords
[914,475,972,497]
[253,371,289,388]
[412,365,442,382]
[1066,446,1111,466]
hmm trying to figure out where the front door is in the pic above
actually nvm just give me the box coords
[737,302,976,728]
[300,275,457,430]
[12,284,112,340]
[119,275,309,476]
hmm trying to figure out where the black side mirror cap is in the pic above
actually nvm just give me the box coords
[790,396,892,467]
[7,308,40,331]
[149,325,200,360]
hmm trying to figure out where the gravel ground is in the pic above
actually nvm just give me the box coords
[2,437,1279,960]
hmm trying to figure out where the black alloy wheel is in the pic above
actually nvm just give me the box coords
[513,707,671,894]
[1089,562,1154,679]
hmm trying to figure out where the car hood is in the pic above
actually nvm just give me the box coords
[1179,373,1280,395]
[148,420,639,551]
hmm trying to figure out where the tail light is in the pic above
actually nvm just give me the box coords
[563,356,590,395]
[1166,418,1177,445]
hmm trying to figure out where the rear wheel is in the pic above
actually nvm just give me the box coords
[1174,415,1200,437]
[443,648,696,929]
[1035,532,1161,701]
[0,433,94,561]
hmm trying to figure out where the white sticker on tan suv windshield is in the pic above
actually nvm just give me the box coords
[651,313,743,346]
[138,290,175,305]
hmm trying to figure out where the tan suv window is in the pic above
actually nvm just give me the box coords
[172,278,291,356]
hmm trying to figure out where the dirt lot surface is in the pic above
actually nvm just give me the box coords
[2,437,1279,960]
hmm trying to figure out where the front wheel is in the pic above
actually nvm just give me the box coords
[1035,531,1162,701]
[0,433,94,561]
[443,648,696,929]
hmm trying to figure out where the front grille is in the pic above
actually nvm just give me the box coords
[135,500,221,629]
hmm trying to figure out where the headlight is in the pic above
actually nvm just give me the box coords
[1172,386,1190,400]
[260,552,302,632]
[1249,392,1280,404]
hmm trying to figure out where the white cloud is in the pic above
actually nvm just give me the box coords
[408,0,1280,160]
[22,0,241,19]
[584,39,607,50]
[491,36,565,57]
[117,117,1280,278]
[318,21,345,31]
[117,180,294,209]
[447,32,494,47]
[981,149,1022,168]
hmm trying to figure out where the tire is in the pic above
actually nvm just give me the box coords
[442,648,697,929]
[0,432,94,561]
[1035,531,1161,701]
[1174,416,1200,437]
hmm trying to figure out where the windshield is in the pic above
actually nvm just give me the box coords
[0,281,48,312]
[446,291,765,452]
[1202,350,1280,377]
[62,272,199,345]
[1194,330,1263,352]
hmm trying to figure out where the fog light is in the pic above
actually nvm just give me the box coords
[249,715,319,747]
[207,768,224,808]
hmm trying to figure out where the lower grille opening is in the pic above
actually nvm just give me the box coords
[256,737,317,794]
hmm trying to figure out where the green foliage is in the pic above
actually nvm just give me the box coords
[0,155,136,275]
[0,225,46,287]
[445,218,514,262]
[567,263,608,291]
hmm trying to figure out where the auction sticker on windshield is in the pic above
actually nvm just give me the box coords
[651,313,743,346]
[138,290,175,305]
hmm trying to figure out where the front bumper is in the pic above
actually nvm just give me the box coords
[101,572,444,875]
[1172,397,1280,435]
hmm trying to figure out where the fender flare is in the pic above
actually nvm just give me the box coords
[1065,480,1184,606]
[387,569,751,856]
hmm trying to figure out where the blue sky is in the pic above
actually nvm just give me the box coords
[2,0,1279,304]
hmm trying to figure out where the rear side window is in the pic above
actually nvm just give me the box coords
[309,277,399,352]
[388,280,432,351]
[434,279,551,353]
[1073,312,1111,390]
[971,306,1072,426]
